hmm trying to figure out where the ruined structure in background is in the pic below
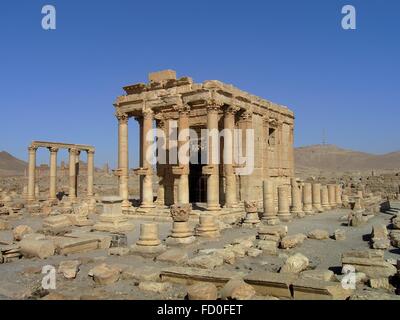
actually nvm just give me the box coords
[26,141,95,203]
[114,70,294,214]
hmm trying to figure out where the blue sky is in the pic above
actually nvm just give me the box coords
[0,0,399,167]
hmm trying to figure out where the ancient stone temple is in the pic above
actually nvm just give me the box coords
[114,70,294,214]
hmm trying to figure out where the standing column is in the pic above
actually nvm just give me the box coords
[277,185,291,222]
[141,109,155,209]
[224,106,238,208]
[312,183,323,212]
[117,113,130,208]
[290,178,304,217]
[328,184,337,208]
[68,148,78,201]
[321,185,331,210]
[206,103,221,211]
[303,182,314,215]
[335,184,343,208]
[262,180,278,224]
[177,106,190,204]
[87,150,95,198]
[48,147,58,201]
[27,146,37,202]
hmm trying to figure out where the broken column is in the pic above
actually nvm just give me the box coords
[302,183,314,215]
[328,184,337,209]
[243,200,261,227]
[262,181,279,225]
[131,223,165,254]
[321,185,331,211]
[335,184,343,208]
[290,179,304,218]
[312,183,323,213]
[277,186,291,222]
[195,215,220,238]
[166,204,195,245]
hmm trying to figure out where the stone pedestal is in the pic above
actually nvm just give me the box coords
[195,215,220,238]
[166,221,196,245]
[94,196,134,233]
[321,186,331,211]
[290,179,304,217]
[328,184,337,209]
[243,201,261,227]
[131,223,165,254]
[302,183,314,215]
[312,183,323,213]
[278,186,292,222]
[262,181,279,225]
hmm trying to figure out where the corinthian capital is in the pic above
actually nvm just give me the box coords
[225,105,240,115]
[173,104,190,115]
[48,147,59,153]
[142,108,154,120]
[116,112,129,124]
[239,110,253,121]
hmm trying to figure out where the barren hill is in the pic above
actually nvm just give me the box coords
[0,151,27,176]
[295,144,400,172]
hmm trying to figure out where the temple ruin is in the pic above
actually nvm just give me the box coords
[114,70,295,214]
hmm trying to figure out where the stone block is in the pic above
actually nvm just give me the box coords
[244,271,298,298]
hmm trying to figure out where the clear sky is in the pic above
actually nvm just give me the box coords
[0,0,399,168]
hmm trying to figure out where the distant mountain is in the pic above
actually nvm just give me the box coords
[295,144,400,172]
[0,151,27,176]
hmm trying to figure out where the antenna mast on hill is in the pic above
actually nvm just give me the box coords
[322,129,327,146]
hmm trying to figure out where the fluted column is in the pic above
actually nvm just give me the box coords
[290,178,303,216]
[312,183,323,212]
[262,180,278,224]
[206,103,221,211]
[48,147,58,201]
[328,184,337,208]
[117,113,130,209]
[68,148,78,201]
[87,150,95,198]
[177,106,190,204]
[224,106,238,208]
[277,185,291,222]
[27,146,37,202]
[141,109,155,209]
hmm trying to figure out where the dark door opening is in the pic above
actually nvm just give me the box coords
[189,163,207,203]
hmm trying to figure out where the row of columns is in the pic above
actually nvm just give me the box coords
[27,146,94,203]
[116,103,241,212]
[261,180,343,223]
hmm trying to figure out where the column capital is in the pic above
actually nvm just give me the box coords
[142,108,154,120]
[206,99,223,112]
[69,148,80,156]
[48,147,59,153]
[174,104,190,115]
[225,105,240,115]
[87,149,95,155]
[28,146,38,152]
[239,110,253,121]
[116,112,129,124]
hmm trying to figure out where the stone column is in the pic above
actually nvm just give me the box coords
[262,180,279,224]
[206,103,221,211]
[335,184,343,208]
[27,146,37,202]
[177,106,190,204]
[328,184,337,208]
[290,178,304,217]
[277,185,291,222]
[87,150,95,198]
[68,148,78,201]
[312,183,323,212]
[302,183,313,215]
[141,109,155,209]
[48,147,58,201]
[117,113,130,209]
[224,106,238,208]
[321,185,331,210]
